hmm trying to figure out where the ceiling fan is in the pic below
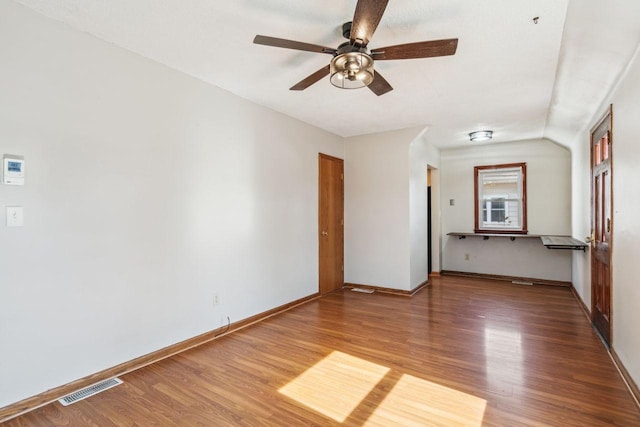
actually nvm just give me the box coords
[253,0,458,96]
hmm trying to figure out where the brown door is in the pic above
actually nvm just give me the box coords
[319,153,344,295]
[590,106,613,346]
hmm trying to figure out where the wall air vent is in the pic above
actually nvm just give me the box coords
[58,378,123,406]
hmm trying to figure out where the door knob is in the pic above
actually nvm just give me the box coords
[321,231,328,236]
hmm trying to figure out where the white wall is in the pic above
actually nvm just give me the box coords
[570,136,591,306]
[409,137,441,288]
[440,139,572,281]
[570,44,640,391]
[409,139,429,289]
[344,127,429,291]
[0,1,343,407]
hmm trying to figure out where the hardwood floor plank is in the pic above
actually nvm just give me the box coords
[4,276,639,426]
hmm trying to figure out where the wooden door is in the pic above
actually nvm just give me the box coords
[590,106,613,346]
[319,154,344,295]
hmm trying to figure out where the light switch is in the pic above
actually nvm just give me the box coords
[6,206,24,227]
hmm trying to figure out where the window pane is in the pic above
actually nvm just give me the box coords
[602,134,609,161]
[492,208,505,222]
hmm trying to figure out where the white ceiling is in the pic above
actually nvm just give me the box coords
[11,0,640,148]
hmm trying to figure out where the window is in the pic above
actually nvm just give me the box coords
[474,163,527,234]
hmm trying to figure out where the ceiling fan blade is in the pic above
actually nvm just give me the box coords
[253,35,336,55]
[371,38,458,60]
[368,71,393,96]
[290,65,331,91]
[350,0,389,47]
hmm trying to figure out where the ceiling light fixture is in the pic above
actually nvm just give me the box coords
[469,130,493,142]
[330,47,374,90]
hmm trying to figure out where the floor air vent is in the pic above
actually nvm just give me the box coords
[351,288,375,294]
[512,280,533,286]
[58,378,123,406]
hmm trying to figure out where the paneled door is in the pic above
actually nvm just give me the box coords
[318,154,344,295]
[590,106,613,346]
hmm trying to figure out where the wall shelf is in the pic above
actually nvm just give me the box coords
[447,232,587,251]
[447,232,541,241]
[540,236,588,251]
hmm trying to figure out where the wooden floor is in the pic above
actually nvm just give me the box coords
[5,276,640,426]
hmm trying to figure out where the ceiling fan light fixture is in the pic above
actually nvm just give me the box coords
[330,51,374,89]
[469,130,493,142]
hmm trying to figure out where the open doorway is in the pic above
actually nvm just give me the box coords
[428,170,432,274]
[427,166,441,276]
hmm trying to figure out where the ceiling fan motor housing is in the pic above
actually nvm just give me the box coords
[335,42,369,56]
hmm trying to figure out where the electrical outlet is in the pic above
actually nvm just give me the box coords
[464,253,470,261]
[213,293,219,306]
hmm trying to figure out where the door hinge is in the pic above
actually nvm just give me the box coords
[341,173,344,180]
[342,265,344,271]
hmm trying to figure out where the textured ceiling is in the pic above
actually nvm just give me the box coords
[11,0,640,148]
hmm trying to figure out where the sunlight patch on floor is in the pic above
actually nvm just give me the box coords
[278,351,389,422]
[484,326,523,393]
[364,374,487,427]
